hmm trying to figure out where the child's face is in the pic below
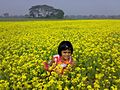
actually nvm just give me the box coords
[61,49,72,60]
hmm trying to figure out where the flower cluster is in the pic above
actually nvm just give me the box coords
[0,20,120,89]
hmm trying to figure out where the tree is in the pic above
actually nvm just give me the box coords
[3,13,9,17]
[47,9,64,19]
[29,5,64,19]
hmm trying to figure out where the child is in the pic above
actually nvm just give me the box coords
[43,41,75,74]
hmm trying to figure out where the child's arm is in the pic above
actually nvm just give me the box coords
[47,57,57,72]
[48,60,54,66]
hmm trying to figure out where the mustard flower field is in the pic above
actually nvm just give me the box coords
[0,20,120,90]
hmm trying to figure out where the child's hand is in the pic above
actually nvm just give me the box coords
[49,63,56,71]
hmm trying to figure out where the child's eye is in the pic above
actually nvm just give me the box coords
[67,52,71,54]
[63,52,71,54]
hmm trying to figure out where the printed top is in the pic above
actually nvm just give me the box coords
[53,54,72,67]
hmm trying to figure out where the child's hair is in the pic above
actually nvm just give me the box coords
[58,41,73,56]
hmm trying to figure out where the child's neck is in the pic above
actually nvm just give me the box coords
[61,57,68,62]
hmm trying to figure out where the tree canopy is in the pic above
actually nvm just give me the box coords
[29,5,64,19]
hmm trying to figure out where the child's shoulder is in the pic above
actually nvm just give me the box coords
[53,54,60,58]
[53,54,60,62]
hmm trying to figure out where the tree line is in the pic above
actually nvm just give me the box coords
[0,5,64,19]
[1,4,120,19]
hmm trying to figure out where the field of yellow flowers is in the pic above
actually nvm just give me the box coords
[0,20,120,90]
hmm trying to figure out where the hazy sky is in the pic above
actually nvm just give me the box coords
[0,0,120,16]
